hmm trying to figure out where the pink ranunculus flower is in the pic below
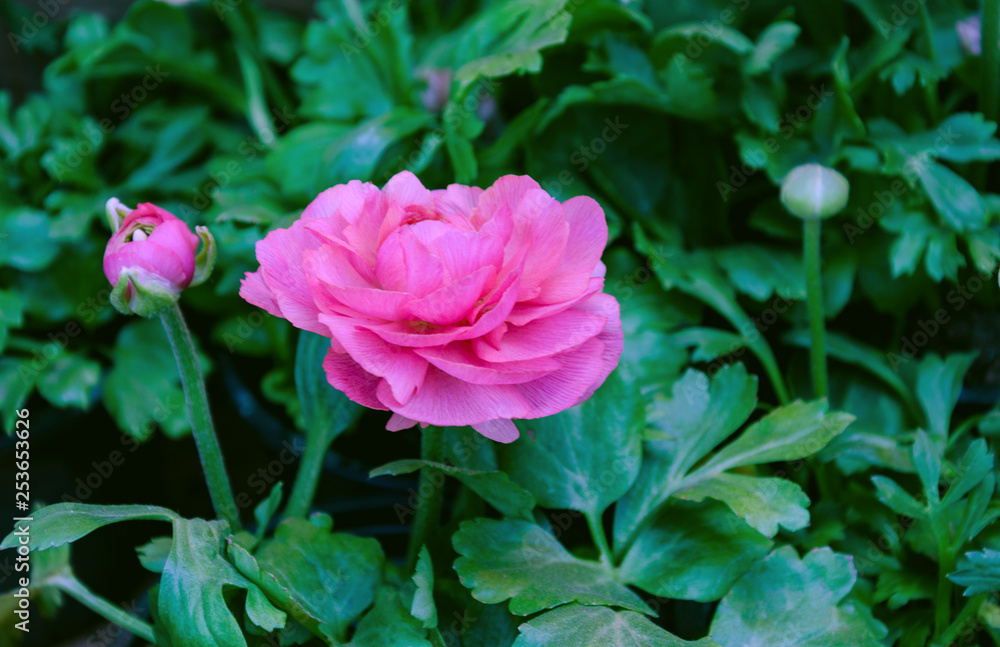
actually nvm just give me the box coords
[240,172,622,443]
[104,199,216,317]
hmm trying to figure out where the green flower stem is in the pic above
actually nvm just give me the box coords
[939,594,986,645]
[51,575,156,644]
[803,219,828,399]
[935,541,957,639]
[406,426,445,571]
[160,304,241,531]
[984,0,1000,123]
[284,431,328,519]
[585,511,613,569]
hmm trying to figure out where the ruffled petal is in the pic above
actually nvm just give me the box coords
[473,306,606,362]
[254,219,328,336]
[531,195,608,305]
[471,419,519,443]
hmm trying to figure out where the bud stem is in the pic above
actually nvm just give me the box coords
[804,219,828,399]
[160,304,241,530]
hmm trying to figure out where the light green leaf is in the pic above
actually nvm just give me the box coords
[350,587,431,647]
[453,518,649,616]
[500,371,642,518]
[916,352,977,442]
[453,0,571,87]
[36,353,100,409]
[711,546,888,646]
[614,365,757,547]
[693,400,853,475]
[715,245,806,301]
[1,503,177,552]
[676,472,810,537]
[247,515,385,641]
[158,518,287,647]
[254,481,284,543]
[619,500,772,602]
[871,476,925,519]
[412,546,437,629]
[916,161,987,231]
[513,604,719,646]
[747,22,800,74]
[951,549,1000,596]
[136,536,173,574]
[370,459,535,520]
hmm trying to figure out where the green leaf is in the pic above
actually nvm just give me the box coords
[942,439,994,507]
[950,549,1000,596]
[295,331,364,444]
[158,518,286,647]
[916,161,987,231]
[676,472,811,537]
[746,23,800,74]
[254,481,284,544]
[500,371,642,518]
[693,400,853,475]
[715,245,806,301]
[911,430,941,505]
[513,604,719,646]
[246,515,384,641]
[619,500,772,602]
[613,365,757,547]
[452,0,571,87]
[350,587,432,647]
[136,536,173,574]
[0,359,36,435]
[370,459,535,520]
[916,352,977,442]
[711,546,888,646]
[1,503,177,552]
[36,353,100,409]
[412,546,437,630]
[0,208,58,271]
[452,518,649,616]
[103,319,207,441]
[871,476,925,519]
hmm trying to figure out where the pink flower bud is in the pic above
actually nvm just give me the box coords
[103,200,216,317]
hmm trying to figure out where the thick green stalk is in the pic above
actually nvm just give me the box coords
[984,0,1000,123]
[935,542,957,639]
[406,427,444,571]
[51,575,156,644]
[284,431,327,519]
[803,219,828,399]
[160,304,241,530]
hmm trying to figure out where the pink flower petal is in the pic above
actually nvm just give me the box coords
[404,266,496,326]
[239,270,281,317]
[321,314,429,405]
[321,347,384,410]
[254,219,329,336]
[531,195,608,305]
[473,307,606,362]
[386,413,419,431]
[416,342,560,385]
[471,419,519,443]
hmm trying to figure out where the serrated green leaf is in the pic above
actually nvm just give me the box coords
[412,546,437,629]
[676,472,810,537]
[619,500,772,602]
[500,371,642,518]
[513,604,719,646]
[711,546,888,646]
[453,518,649,616]
[158,518,286,647]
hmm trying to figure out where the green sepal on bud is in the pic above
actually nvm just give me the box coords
[110,268,183,318]
[780,163,850,220]
[190,226,217,287]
